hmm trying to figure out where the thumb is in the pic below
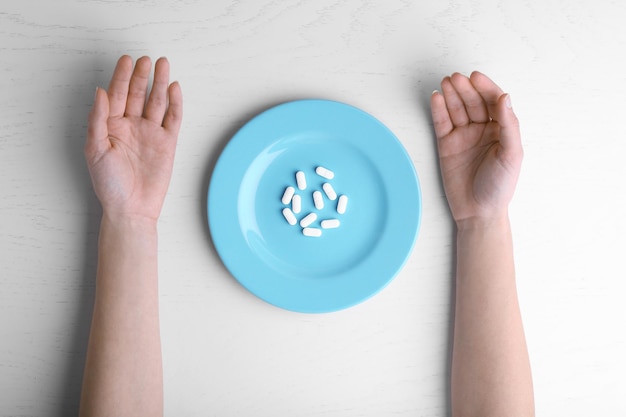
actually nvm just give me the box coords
[495,93,522,155]
[85,87,110,160]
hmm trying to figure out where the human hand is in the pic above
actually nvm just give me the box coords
[85,55,182,222]
[430,72,522,226]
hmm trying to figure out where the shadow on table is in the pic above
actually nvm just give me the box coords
[54,55,110,417]
[412,69,457,416]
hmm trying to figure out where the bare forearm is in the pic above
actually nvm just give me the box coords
[451,215,534,417]
[80,214,163,417]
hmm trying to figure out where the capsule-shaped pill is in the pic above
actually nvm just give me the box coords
[292,194,302,214]
[296,171,307,190]
[322,183,337,201]
[313,190,324,210]
[302,227,322,237]
[281,186,295,205]
[315,166,335,180]
[282,208,297,225]
[336,195,348,214]
[321,219,340,229]
[299,212,317,228]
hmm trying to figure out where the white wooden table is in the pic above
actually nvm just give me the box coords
[2,1,625,415]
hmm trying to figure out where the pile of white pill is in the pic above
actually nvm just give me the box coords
[280,166,349,237]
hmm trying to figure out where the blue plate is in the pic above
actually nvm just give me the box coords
[208,100,421,313]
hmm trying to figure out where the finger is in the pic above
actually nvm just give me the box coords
[441,76,470,127]
[494,93,523,155]
[125,56,152,118]
[85,87,110,160]
[107,55,133,119]
[144,57,170,123]
[163,81,183,134]
[450,72,489,124]
[430,90,454,139]
[469,71,505,121]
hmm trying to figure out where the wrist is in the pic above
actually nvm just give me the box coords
[455,212,510,234]
[100,211,159,235]
[98,213,159,265]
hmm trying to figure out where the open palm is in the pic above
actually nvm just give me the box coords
[85,56,182,221]
[431,72,523,224]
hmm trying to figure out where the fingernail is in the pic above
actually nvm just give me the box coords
[432,89,439,95]
[505,94,512,109]
[93,87,99,102]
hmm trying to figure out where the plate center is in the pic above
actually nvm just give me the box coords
[238,134,387,279]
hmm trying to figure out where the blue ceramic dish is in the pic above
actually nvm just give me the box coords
[208,100,421,313]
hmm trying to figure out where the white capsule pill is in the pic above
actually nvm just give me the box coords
[313,190,324,210]
[299,212,317,228]
[321,219,340,229]
[282,208,297,225]
[281,186,295,205]
[302,227,322,237]
[322,182,337,201]
[292,194,302,214]
[336,195,348,214]
[296,171,307,190]
[315,166,335,180]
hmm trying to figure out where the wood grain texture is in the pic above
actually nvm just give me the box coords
[1,0,625,415]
